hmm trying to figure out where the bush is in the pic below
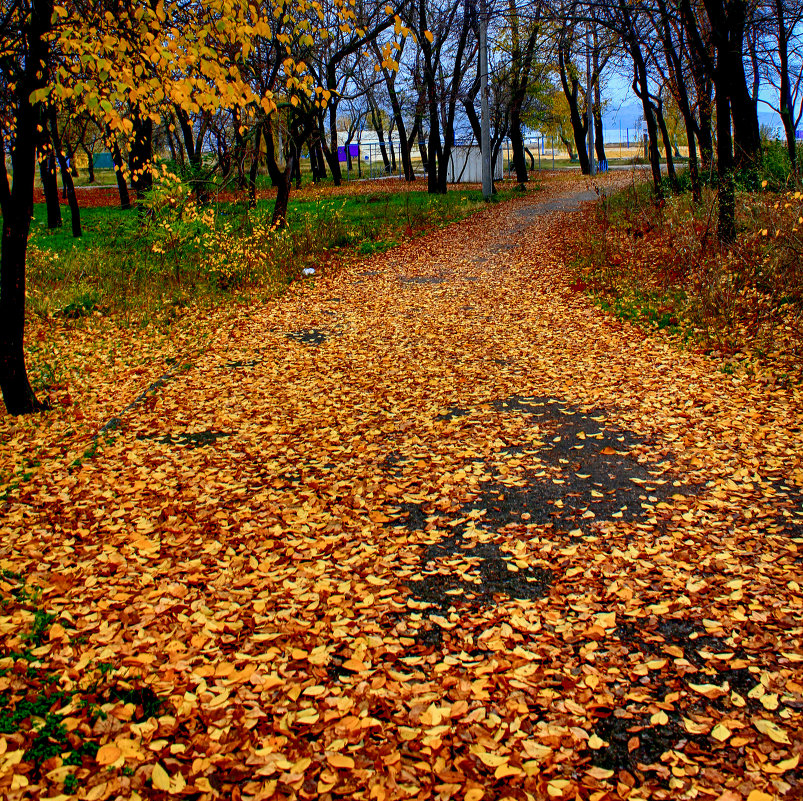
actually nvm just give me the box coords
[563,178,803,370]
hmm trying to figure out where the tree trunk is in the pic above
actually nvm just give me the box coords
[726,6,760,169]
[592,43,607,165]
[39,147,62,229]
[129,108,153,200]
[653,99,678,190]
[426,76,442,193]
[0,0,53,415]
[697,99,714,171]
[510,102,529,185]
[48,109,81,237]
[81,144,96,184]
[108,134,131,210]
[774,0,797,174]
[175,106,201,167]
[715,46,736,243]
[271,152,294,229]
[248,120,263,207]
[629,31,663,197]
[558,45,590,174]
[656,0,701,201]
[593,106,606,165]
[327,105,342,186]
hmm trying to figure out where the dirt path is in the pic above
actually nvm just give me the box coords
[2,172,802,801]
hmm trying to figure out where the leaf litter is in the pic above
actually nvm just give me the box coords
[1,171,802,801]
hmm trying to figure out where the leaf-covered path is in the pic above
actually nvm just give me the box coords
[2,173,802,801]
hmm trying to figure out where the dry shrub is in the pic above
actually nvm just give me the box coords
[565,180,803,377]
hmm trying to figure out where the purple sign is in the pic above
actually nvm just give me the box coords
[337,144,359,162]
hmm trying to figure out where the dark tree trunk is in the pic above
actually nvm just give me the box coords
[271,150,294,229]
[380,60,415,181]
[417,125,428,172]
[656,0,701,201]
[108,134,131,210]
[81,144,96,184]
[248,120,262,208]
[372,108,391,174]
[715,48,736,243]
[697,98,714,170]
[725,6,760,169]
[326,105,342,186]
[593,107,606,165]
[129,108,153,200]
[774,0,797,174]
[700,0,760,170]
[319,128,338,184]
[48,109,81,237]
[0,0,53,415]
[232,108,247,189]
[653,98,678,190]
[558,45,590,174]
[592,40,607,165]
[39,147,62,229]
[627,24,663,197]
[510,103,529,184]
[388,124,397,173]
[175,106,201,167]
[292,151,302,188]
[426,82,442,193]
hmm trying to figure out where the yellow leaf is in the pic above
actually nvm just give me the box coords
[764,754,800,773]
[586,766,614,780]
[465,790,484,801]
[424,30,434,42]
[96,743,121,765]
[495,764,523,779]
[588,734,605,749]
[688,682,728,699]
[328,753,355,769]
[420,703,443,727]
[474,751,508,768]
[711,723,731,742]
[754,718,791,744]
[547,779,570,797]
[151,763,171,791]
[682,717,710,735]
[650,710,669,726]
[746,791,773,801]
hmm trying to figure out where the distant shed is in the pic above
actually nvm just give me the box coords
[447,146,502,183]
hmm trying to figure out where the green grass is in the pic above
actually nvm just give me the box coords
[26,182,525,327]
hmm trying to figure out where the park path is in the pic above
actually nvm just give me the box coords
[2,171,802,801]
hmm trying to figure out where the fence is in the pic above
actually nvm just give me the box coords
[303,128,687,182]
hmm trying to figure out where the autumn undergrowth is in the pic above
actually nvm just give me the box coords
[564,163,803,381]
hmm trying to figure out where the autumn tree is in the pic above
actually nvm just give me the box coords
[0,0,276,415]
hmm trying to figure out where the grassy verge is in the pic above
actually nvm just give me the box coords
[28,182,521,323]
[562,162,803,382]
[21,178,527,403]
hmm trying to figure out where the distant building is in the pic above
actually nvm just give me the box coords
[447,146,502,183]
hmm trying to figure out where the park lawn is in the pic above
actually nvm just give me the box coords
[26,182,525,324]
